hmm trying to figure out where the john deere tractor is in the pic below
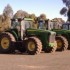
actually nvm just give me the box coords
[58,22,70,50]
[0,18,57,55]
[44,19,69,51]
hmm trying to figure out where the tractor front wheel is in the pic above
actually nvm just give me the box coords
[26,37,42,55]
[45,41,57,53]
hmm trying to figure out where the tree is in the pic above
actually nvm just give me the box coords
[3,4,13,19]
[0,4,13,30]
[60,7,67,15]
[51,18,65,29]
[39,14,47,20]
[29,14,36,19]
[67,8,70,21]
[14,10,29,18]
[60,0,70,21]
[52,18,65,24]
[29,14,36,22]
[62,0,70,8]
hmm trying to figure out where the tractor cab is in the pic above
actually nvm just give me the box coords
[62,22,70,30]
[9,18,34,41]
[11,18,33,30]
[38,19,57,30]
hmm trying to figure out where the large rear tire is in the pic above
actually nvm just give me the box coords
[0,32,16,53]
[56,36,68,51]
[26,37,42,55]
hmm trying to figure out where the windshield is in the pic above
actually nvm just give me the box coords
[11,19,34,29]
[62,24,69,30]
[24,21,33,29]
[38,20,46,29]
[11,19,20,28]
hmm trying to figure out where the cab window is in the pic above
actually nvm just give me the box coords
[62,24,68,30]
[69,25,70,30]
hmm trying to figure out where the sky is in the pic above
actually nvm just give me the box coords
[0,0,67,20]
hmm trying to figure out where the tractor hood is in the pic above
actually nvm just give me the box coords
[26,28,56,49]
[26,28,56,36]
[52,29,70,35]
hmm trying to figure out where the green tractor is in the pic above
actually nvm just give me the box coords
[0,18,57,55]
[55,22,70,50]
[44,19,69,51]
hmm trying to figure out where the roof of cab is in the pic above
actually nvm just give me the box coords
[63,22,70,25]
[11,18,33,21]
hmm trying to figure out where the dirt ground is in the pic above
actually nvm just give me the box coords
[0,50,70,70]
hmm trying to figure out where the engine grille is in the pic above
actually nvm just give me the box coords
[49,33,56,43]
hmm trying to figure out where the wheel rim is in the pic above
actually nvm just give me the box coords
[57,39,63,49]
[28,41,36,51]
[1,37,10,49]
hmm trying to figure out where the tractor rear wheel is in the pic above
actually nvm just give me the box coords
[0,32,16,53]
[26,37,42,55]
[56,36,68,51]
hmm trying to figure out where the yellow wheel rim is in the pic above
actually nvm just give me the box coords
[57,40,62,49]
[28,41,35,51]
[1,37,10,49]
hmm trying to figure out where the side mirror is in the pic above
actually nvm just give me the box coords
[18,18,24,22]
[45,19,49,23]
[11,19,16,21]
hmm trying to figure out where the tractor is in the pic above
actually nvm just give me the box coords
[0,18,57,55]
[43,19,69,51]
